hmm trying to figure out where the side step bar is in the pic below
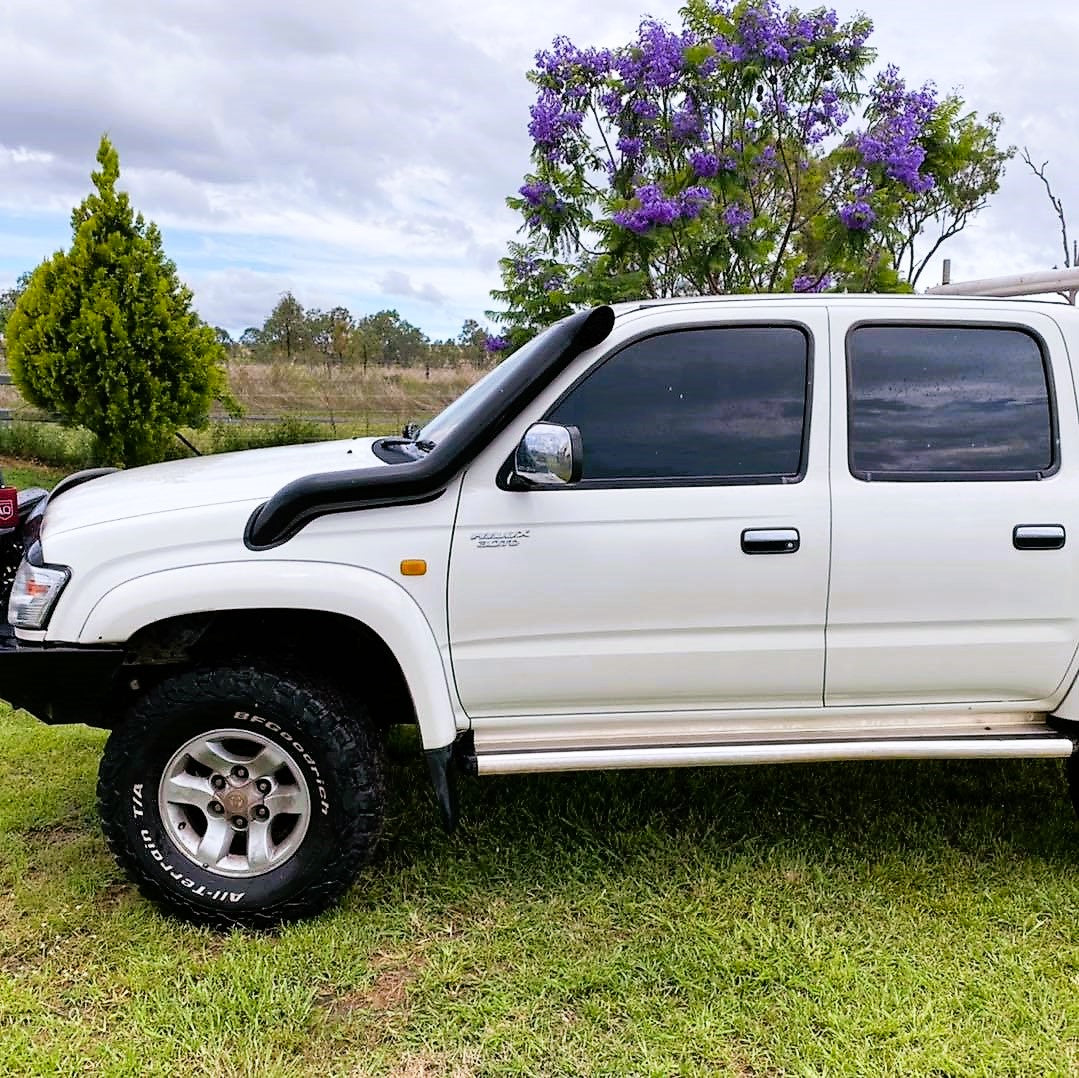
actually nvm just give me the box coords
[475,736,1076,775]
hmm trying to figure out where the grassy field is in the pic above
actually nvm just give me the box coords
[4,469,1079,1074]
[0,361,486,441]
[2,707,1079,1075]
[224,361,483,433]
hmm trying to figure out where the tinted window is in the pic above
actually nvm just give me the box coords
[546,327,809,482]
[848,325,1054,479]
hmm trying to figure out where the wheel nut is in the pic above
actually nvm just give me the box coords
[232,765,249,780]
[231,815,248,830]
[211,775,227,790]
[253,805,270,821]
[208,801,224,815]
[255,778,272,795]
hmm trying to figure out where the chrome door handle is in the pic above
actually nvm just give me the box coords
[1013,525,1065,550]
[741,528,800,555]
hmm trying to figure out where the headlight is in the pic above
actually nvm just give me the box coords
[8,559,70,630]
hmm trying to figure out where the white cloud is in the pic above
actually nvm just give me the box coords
[379,270,448,307]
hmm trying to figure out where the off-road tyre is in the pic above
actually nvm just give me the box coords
[97,665,384,928]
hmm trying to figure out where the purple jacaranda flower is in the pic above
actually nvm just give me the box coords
[520,181,554,207]
[484,335,509,353]
[613,183,684,234]
[519,181,567,227]
[617,136,643,158]
[800,86,850,145]
[690,149,737,175]
[793,273,835,292]
[616,18,691,91]
[528,90,584,162]
[672,104,703,141]
[755,145,778,168]
[854,65,937,193]
[733,2,851,66]
[679,185,713,219]
[723,203,752,234]
[712,35,744,62]
[766,86,792,120]
[512,255,567,291]
[631,99,661,120]
[534,35,613,80]
[690,151,720,177]
[838,199,875,230]
[600,90,624,118]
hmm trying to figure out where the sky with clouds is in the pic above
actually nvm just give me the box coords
[0,0,1076,340]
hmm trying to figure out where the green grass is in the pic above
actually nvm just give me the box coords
[0,457,67,490]
[2,706,1079,1076]
[0,424,98,473]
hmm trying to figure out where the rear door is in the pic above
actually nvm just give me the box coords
[826,307,1079,706]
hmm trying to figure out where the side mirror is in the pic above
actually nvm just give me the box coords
[513,423,583,487]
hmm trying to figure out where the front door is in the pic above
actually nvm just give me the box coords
[448,312,831,720]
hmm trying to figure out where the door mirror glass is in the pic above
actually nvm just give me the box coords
[513,423,583,486]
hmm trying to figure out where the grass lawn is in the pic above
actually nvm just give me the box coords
[2,457,1079,1073]
[2,702,1079,1076]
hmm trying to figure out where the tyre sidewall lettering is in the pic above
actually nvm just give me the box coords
[233,710,330,815]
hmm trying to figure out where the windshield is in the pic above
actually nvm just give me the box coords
[417,322,564,447]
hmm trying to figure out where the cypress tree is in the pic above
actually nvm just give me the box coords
[6,135,232,466]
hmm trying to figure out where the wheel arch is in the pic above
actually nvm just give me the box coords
[78,561,461,751]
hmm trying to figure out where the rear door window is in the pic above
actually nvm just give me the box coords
[847,324,1056,480]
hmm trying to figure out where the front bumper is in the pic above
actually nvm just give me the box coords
[0,625,125,726]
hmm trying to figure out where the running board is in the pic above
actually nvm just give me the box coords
[474,736,1076,775]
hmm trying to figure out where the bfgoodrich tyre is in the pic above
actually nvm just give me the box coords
[97,665,384,928]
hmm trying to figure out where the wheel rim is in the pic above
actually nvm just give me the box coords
[157,727,313,879]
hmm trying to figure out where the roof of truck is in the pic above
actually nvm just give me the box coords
[610,292,1079,316]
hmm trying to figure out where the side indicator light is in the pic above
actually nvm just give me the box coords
[400,559,427,577]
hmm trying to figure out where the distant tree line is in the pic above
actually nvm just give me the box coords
[220,293,495,371]
[4,277,497,373]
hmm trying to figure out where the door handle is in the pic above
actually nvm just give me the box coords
[1013,525,1065,550]
[741,528,800,555]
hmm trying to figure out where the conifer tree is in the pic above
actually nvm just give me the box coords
[6,136,233,466]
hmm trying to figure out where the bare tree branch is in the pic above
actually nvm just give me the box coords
[1023,147,1071,269]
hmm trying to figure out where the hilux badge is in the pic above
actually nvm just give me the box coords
[470,530,530,549]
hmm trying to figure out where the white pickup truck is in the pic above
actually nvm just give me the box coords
[3,293,1079,927]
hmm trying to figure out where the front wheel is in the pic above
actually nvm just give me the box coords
[97,666,384,927]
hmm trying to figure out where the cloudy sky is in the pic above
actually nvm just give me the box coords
[0,0,1076,340]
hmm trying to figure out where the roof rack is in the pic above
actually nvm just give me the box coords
[927,267,1079,304]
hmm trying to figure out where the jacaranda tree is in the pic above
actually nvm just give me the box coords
[7,136,234,466]
[490,0,1012,347]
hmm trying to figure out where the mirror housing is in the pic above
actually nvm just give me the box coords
[512,423,583,487]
